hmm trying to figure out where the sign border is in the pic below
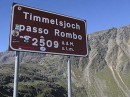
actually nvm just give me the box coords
[9,3,88,57]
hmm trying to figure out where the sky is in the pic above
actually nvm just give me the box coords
[0,0,130,52]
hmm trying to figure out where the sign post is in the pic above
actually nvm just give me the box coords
[67,56,71,97]
[9,3,88,97]
[13,51,20,97]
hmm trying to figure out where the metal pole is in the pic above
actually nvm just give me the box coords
[13,51,20,97]
[67,56,72,97]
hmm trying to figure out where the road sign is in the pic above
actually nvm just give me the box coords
[9,3,87,56]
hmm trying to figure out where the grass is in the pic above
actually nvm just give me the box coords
[96,66,125,97]
[120,71,130,89]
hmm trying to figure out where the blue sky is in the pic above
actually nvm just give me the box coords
[0,0,130,52]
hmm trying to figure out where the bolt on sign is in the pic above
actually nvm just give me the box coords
[9,3,88,56]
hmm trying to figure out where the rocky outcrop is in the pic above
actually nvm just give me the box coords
[83,25,130,97]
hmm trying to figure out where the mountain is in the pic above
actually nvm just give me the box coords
[0,25,130,97]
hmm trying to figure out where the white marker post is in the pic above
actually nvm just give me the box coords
[13,51,20,97]
[67,56,72,97]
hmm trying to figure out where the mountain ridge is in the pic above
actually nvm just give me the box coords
[0,25,130,97]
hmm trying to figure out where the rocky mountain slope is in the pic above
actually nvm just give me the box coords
[0,25,130,97]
